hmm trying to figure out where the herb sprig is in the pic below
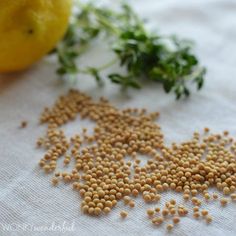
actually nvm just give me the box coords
[53,1,206,99]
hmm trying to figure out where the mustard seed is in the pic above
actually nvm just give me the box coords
[104,207,111,214]
[155,207,160,212]
[94,207,102,216]
[201,210,208,217]
[143,194,151,202]
[193,212,200,219]
[170,208,176,215]
[120,211,128,218]
[213,193,218,200]
[220,198,228,206]
[193,206,199,212]
[124,196,131,205]
[88,207,94,215]
[166,224,173,231]
[51,177,59,186]
[129,201,135,208]
[223,187,230,195]
[204,127,210,133]
[170,199,176,205]
[147,209,155,217]
[162,208,169,217]
[173,217,180,224]
[231,193,236,201]
[206,215,213,224]
[20,121,28,128]
[82,205,89,213]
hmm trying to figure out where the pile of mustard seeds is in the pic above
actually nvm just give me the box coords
[37,89,236,230]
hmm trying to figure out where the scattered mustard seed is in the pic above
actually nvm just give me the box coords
[36,90,236,229]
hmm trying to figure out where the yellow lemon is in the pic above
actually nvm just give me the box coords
[0,0,72,73]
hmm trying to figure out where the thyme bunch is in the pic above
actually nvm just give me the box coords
[53,1,205,99]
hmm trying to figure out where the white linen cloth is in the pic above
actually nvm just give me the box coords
[0,0,236,235]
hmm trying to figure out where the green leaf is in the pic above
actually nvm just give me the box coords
[108,73,141,89]
[87,67,102,83]
[56,67,67,75]
[163,80,175,93]
[184,87,190,96]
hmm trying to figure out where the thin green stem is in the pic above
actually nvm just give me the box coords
[77,43,90,56]
[96,57,119,71]
[77,57,119,74]
[183,66,205,81]
[95,15,120,35]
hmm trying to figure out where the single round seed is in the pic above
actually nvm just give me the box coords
[82,205,89,213]
[223,187,230,195]
[124,196,131,205]
[155,207,160,212]
[213,193,218,200]
[173,217,180,224]
[20,121,28,128]
[204,127,210,133]
[220,198,228,206]
[169,199,176,205]
[201,210,208,217]
[170,208,176,215]
[183,194,190,201]
[231,193,236,201]
[143,194,151,202]
[51,177,59,186]
[55,172,60,177]
[120,211,128,218]
[193,206,199,212]
[193,212,200,219]
[94,207,102,215]
[147,209,155,217]
[104,207,111,214]
[166,224,173,231]
[162,209,169,217]
[88,207,94,215]
[132,189,139,197]
[206,216,213,224]
[129,201,135,208]
[105,201,112,208]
